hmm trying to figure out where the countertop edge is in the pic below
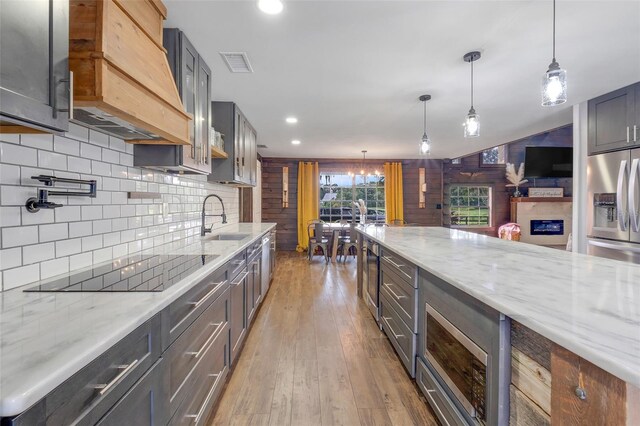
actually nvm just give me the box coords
[0,223,277,417]
[356,226,640,389]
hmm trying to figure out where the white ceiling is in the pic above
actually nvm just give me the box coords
[165,1,640,159]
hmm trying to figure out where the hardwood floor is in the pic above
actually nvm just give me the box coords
[210,251,439,426]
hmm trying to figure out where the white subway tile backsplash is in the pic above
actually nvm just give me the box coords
[23,242,55,264]
[21,134,53,150]
[81,205,103,221]
[39,223,68,242]
[68,157,91,174]
[40,257,69,280]
[22,208,54,226]
[3,264,39,290]
[3,226,38,247]
[1,143,37,166]
[0,164,20,185]
[0,247,21,270]
[0,207,21,227]
[38,151,67,170]
[1,124,241,290]
[56,238,82,257]
[54,136,80,156]
[69,221,92,238]
[54,206,81,223]
[89,129,110,147]
[80,143,102,161]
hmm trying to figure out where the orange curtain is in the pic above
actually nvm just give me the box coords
[296,161,319,251]
[384,162,404,224]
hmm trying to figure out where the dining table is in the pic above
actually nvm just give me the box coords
[319,222,353,262]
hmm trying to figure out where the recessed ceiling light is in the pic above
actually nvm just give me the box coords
[258,0,283,15]
[285,117,298,124]
[291,140,301,145]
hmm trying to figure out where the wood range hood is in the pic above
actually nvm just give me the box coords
[70,0,191,145]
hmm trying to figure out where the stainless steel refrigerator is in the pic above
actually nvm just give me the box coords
[587,147,640,263]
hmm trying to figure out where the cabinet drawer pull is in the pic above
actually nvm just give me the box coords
[185,372,223,424]
[384,283,406,300]
[382,256,404,269]
[232,259,244,266]
[382,316,405,339]
[232,271,249,285]
[186,322,224,359]
[188,281,227,310]
[627,126,631,143]
[634,125,638,142]
[94,359,139,396]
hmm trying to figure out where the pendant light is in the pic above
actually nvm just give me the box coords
[349,150,380,177]
[419,95,431,155]
[541,0,567,106]
[463,51,481,138]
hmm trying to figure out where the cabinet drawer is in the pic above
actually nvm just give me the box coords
[166,266,229,347]
[380,249,417,286]
[416,358,468,426]
[96,358,169,426]
[380,265,417,331]
[169,317,229,426]
[44,314,162,426]
[380,294,416,377]
[247,239,262,260]
[229,251,247,280]
[168,288,230,416]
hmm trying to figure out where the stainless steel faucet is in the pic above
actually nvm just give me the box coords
[201,194,227,236]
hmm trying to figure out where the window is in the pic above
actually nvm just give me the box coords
[319,173,385,222]
[481,145,507,165]
[451,158,461,165]
[449,185,491,227]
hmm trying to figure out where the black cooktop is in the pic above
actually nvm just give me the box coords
[25,253,217,292]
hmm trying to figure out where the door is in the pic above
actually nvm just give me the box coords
[234,109,244,182]
[630,148,640,243]
[0,0,69,132]
[193,55,211,174]
[588,84,637,155]
[96,359,169,426]
[179,34,198,170]
[587,150,631,241]
[230,269,248,364]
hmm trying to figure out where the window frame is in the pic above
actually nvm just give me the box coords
[479,145,508,167]
[448,184,493,228]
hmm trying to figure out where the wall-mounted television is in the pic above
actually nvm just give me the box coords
[524,146,573,178]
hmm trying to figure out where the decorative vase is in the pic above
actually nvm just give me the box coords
[513,187,522,198]
[360,213,366,224]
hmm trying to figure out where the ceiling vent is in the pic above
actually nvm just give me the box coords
[220,52,254,73]
[257,144,268,149]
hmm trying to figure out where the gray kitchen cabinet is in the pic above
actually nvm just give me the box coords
[133,29,211,174]
[230,265,249,365]
[588,82,640,155]
[209,102,257,186]
[246,250,262,325]
[3,314,162,426]
[0,0,70,133]
[96,358,169,426]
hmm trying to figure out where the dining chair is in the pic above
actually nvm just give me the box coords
[307,220,329,262]
[338,225,358,262]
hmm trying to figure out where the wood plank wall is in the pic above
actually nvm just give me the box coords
[442,124,573,237]
[261,158,443,251]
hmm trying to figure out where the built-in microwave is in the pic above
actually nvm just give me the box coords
[425,303,487,423]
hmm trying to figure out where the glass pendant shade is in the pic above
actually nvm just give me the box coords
[419,133,430,155]
[258,0,283,14]
[464,109,480,138]
[541,63,567,106]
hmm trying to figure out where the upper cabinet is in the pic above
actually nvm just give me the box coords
[209,102,257,186]
[588,82,640,155]
[133,29,212,174]
[0,0,70,133]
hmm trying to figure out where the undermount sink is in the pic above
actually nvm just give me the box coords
[207,233,250,241]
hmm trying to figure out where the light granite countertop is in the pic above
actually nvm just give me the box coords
[357,225,640,389]
[0,223,276,417]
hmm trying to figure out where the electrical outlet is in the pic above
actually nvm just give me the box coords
[436,203,442,209]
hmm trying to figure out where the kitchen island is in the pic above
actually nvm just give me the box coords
[356,225,640,426]
[0,222,276,423]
